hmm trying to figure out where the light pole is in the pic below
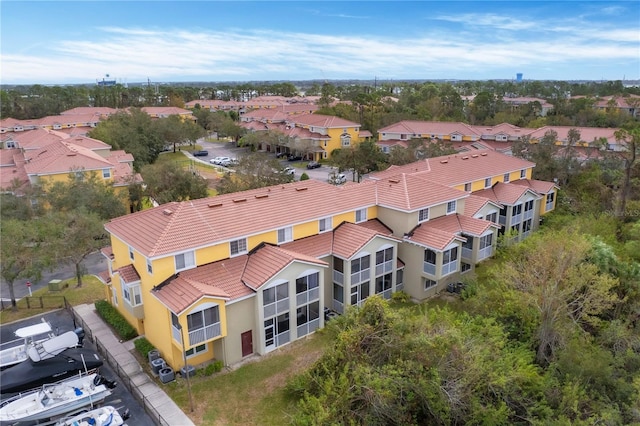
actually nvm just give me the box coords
[176,323,194,412]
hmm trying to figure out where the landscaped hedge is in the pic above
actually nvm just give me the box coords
[94,300,138,341]
[133,337,156,358]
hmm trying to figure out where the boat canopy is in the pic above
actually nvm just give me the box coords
[15,322,52,338]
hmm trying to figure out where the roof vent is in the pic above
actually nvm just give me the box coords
[388,178,400,184]
[440,159,448,164]
[472,154,479,158]
[295,187,308,192]
[255,194,268,199]
[462,156,469,160]
[481,152,488,156]
[162,209,173,215]
[233,198,247,203]
[208,202,223,208]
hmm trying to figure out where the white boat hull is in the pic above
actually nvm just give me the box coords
[55,405,127,426]
[0,373,113,424]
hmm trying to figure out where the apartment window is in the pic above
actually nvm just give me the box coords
[484,177,492,188]
[503,173,510,183]
[396,268,404,292]
[175,251,195,271]
[128,246,134,261]
[479,233,493,250]
[296,272,320,305]
[442,247,458,276]
[464,182,471,192]
[355,208,367,223]
[522,219,533,234]
[375,274,393,299]
[146,259,153,274]
[446,200,457,215]
[375,247,394,276]
[122,284,142,306]
[5,141,16,149]
[296,301,320,337]
[185,343,207,358]
[520,169,527,179]
[512,204,523,216]
[351,255,371,285]
[424,279,437,290]
[546,192,555,211]
[461,262,472,273]
[111,286,118,306]
[341,133,351,147]
[525,200,534,212]
[319,217,332,233]
[418,208,429,222]
[485,212,498,223]
[424,249,436,276]
[187,305,221,345]
[277,226,293,244]
[230,238,248,256]
[102,168,111,179]
[333,282,344,303]
[263,282,289,318]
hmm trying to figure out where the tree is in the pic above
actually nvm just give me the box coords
[612,126,640,217]
[45,173,127,220]
[141,161,209,204]
[494,230,618,365]
[46,210,108,287]
[330,141,386,182]
[0,219,47,309]
[216,152,293,194]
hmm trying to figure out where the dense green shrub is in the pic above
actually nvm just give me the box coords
[200,360,224,377]
[133,337,156,358]
[94,300,138,340]
[391,290,410,303]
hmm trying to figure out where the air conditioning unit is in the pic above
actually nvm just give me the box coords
[159,367,175,384]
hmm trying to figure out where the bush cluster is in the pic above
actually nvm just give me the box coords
[199,360,224,376]
[94,300,138,341]
[133,337,156,358]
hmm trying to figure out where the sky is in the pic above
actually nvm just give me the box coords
[1,1,639,85]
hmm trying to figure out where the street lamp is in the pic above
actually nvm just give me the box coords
[175,323,194,412]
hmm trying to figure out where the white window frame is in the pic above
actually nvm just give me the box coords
[464,182,471,192]
[520,169,527,179]
[319,217,332,233]
[175,250,195,271]
[187,303,221,346]
[122,283,142,307]
[146,258,153,275]
[185,343,207,358]
[341,133,351,147]
[503,173,510,183]
[111,285,118,306]
[424,279,437,290]
[484,177,492,188]
[128,246,134,261]
[355,208,367,223]
[418,208,429,222]
[446,200,457,215]
[230,238,248,256]
[102,168,111,179]
[442,246,459,276]
[277,226,293,244]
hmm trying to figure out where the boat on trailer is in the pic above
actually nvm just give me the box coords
[0,320,55,370]
[0,373,116,424]
[54,405,129,426]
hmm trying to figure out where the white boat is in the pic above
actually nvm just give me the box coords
[55,405,129,426]
[0,320,55,369]
[27,331,79,362]
[0,373,115,424]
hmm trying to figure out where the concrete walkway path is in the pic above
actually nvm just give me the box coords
[73,303,195,426]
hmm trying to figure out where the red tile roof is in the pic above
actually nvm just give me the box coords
[378,120,479,137]
[243,244,327,290]
[473,182,541,205]
[105,179,378,257]
[24,140,114,175]
[332,222,398,260]
[510,179,558,194]
[116,264,140,284]
[290,113,360,129]
[463,195,503,217]
[375,173,468,211]
[405,225,465,251]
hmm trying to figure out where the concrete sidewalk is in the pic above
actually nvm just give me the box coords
[73,303,195,426]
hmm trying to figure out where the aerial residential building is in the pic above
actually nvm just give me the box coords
[100,149,557,371]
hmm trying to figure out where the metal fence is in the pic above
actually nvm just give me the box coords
[0,295,68,311]
[70,308,173,426]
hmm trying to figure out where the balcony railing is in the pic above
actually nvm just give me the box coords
[511,214,522,225]
[442,260,457,276]
[172,325,181,343]
[188,322,222,346]
[524,209,534,220]
[462,247,473,260]
[351,269,370,284]
[499,215,507,226]
[375,260,393,276]
[477,245,493,261]
[296,287,319,306]
[333,270,344,285]
[545,201,554,212]
[423,262,436,276]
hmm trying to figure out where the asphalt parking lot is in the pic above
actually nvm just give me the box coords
[0,310,156,426]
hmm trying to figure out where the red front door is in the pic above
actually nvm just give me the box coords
[241,331,253,357]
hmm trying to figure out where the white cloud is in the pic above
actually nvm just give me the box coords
[1,21,638,84]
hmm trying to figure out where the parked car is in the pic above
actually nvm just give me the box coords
[210,156,231,165]
[275,152,287,158]
[329,173,347,185]
[282,166,295,175]
[288,154,303,161]
[192,150,209,157]
[306,161,321,169]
